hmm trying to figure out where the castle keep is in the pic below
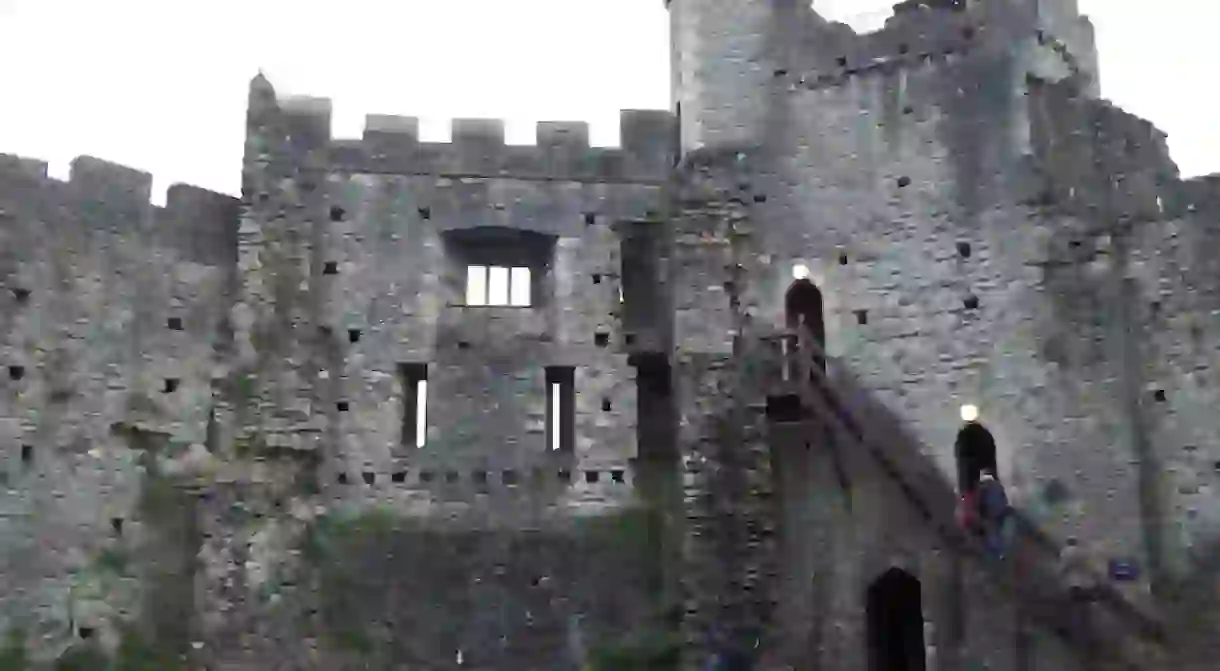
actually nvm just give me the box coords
[2,0,1219,668]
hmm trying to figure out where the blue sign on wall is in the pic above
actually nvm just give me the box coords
[1109,558,1140,582]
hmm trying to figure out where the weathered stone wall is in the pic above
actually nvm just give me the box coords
[0,153,238,660]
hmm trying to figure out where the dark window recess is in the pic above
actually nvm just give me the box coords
[633,354,671,397]
[839,253,849,265]
[163,378,180,393]
[391,471,406,483]
[1154,390,1167,402]
[624,333,636,347]
[957,242,972,258]
[837,56,848,67]
[558,469,572,482]
[473,470,488,485]
[330,205,345,221]
[594,332,610,347]
[400,363,428,448]
[362,472,374,485]
[348,329,362,343]
[897,176,912,188]
[584,213,596,226]
[503,470,519,485]
[592,274,602,284]
[964,295,980,310]
[585,470,600,484]
[111,518,124,536]
[78,627,94,640]
[458,341,471,350]
[903,105,915,115]
[12,288,30,304]
[20,444,32,463]
[168,317,184,331]
[602,398,612,412]
[611,469,625,483]
[337,401,349,412]
[899,43,910,54]
[418,206,431,220]
[546,366,576,453]
[337,473,349,484]
[753,194,767,203]
[445,471,459,483]
[8,366,24,381]
[323,261,339,275]
[856,310,869,325]
[419,471,434,483]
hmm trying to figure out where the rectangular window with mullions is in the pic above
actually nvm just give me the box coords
[466,265,531,306]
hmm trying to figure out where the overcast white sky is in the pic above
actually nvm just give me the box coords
[0,0,1214,202]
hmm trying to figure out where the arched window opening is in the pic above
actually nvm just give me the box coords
[954,421,998,493]
[866,568,927,671]
[784,278,826,373]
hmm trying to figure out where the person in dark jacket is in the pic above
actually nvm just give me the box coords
[977,470,1014,560]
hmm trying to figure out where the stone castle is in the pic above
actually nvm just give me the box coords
[2,0,1219,668]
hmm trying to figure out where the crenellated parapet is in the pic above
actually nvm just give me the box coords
[248,76,675,184]
[1025,75,1177,222]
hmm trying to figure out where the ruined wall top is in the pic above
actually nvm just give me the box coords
[252,76,676,185]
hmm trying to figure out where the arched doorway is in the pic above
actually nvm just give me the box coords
[866,568,927,671]
[954,422,998,493]
[785,278,826,372]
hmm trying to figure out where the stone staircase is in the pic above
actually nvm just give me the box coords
[761,326,1176,671]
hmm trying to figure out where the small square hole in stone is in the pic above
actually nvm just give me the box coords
[855,310,868,325]
[8,366,24,381]
[445,471,459,483]
[585,470,600,484]
[964,295,979,310]
[503,470,519,485]
[362,472,375,485]
[323,261,339,275]
[78,627,94,640]
[337,473,349,484]
[348,329,362,343]
[337,401,349,412]
[1154,390,1166,402]
[584,213,596,226]
[897,176,911,188]
[419,206,431,220]
[20,445,32,463]
[839,253,848,265]
[558,469,572,482]
[168,317,184,331]
[957,242,972,258]
[473,470,488,485]
[163,378,180,393]
[391,471,406,483]
[111,518,124,536]
[595,332,610,347]
[592,274,601,284]
[903,105,915,115]
[13,288,30,304]
[419,471,434,483]
[625,334,636,346]
[753,194,767,203]
[611,469,625,483]
[602,398,612,412]
[330,205,345,222]
[458,341,471,350]
[899,43,909,54]
[836,56,848,67]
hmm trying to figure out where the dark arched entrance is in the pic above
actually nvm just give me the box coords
[785,278,826,372]
[866,568,927,671]
[955,421,998,492]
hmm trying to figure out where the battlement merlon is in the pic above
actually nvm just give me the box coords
[0,151,239,261]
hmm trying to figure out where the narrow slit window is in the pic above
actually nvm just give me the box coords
[546,366,575,453]
[401,363,429,448]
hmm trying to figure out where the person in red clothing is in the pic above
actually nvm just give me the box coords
[957,484,982,536]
